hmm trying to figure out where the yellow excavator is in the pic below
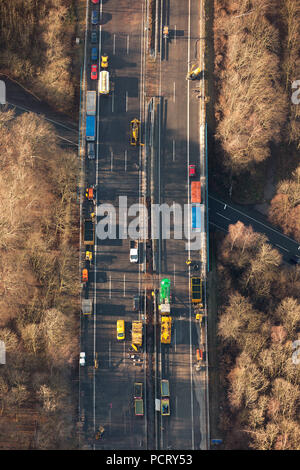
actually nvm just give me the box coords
[130,118,140,146]
[186,65,202,80]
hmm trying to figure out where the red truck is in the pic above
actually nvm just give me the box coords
[191,181,201,203]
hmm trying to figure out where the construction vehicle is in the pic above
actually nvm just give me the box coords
[101,54,108,68]
[85,187,95,202]
[191,277,203,306]
[134,398,144,416]
[130,119,140,146]
[161,379,169,398]
[159,278,171,314]
[134,382,143,399]
[132,321,143,348]
[130,240,139,263]
[163,26,169,39]
[81,299,93,315]
[161,316,171,344]
[95,426,105,440]
[85,250,92,262]
[82,268,88,283]
[186,65,202,80]
[83,218,95,245]
[117,320,125,340]
[191,181,201,203]
[161,398,170,416]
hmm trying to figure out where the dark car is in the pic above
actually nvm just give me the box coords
[91,47,98,61]
[87,142,95,159]
[91,31,98,44]
[133,295,144,312]
[91,10,98,25]
[289,256,300,265]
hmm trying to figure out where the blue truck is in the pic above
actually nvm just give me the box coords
[192,204,202,232]
[86,115,96,141]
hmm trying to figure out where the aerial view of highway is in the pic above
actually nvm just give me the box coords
[0,0,299,455]
[79,0,209,450]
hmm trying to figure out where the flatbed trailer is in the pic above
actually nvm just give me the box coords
[134,398,144,416]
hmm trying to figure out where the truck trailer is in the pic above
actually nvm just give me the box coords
[86,91,96,115]
[83,219,94,245]
[132,321,143,347]
[191,277,203,306]
[86,115,96,141]
[161,316,171,344]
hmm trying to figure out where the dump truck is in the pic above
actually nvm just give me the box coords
[191,277,203,306]
[81,299,93,315]
[191,181,201,204]
[161,316,171,344]
[161,379,169,398]
[83,218,94,245]
[86,91,96,115]
[132,321,143,347]
[161,398,170,416]
[130,240,139,263]
[82,268,88,283]
[134,398,144,416]
[134,382,143,399]
[130,119,140,146]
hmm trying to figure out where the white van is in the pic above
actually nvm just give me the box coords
[99,70,109,95]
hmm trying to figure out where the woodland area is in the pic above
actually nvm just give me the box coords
[0,0,77,113]
[0,109,79,449]
[213,0,300,208]
[216,222,300,449]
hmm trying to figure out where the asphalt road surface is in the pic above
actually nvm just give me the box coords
[208,195,300,263]
[79,0,208,450]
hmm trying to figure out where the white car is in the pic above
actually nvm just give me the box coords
[80,352,86,366]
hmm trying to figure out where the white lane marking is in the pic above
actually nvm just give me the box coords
[126,90,128,112]
[275,244,289,252]
[174,328,177,352]
[173,82,176,103]
[174,25,177,44]
[113,34,116,55]
[124,150,127,171]
[100,0,103,19]
[123,341,126,366]
[123,274,126,297]
[109,342,111,368]
[109,274,112,298]
[173,263,176,286]
[127,34,130,54]
[216,212,231,221]
[112,90,114,113]
[110,151,113,171]
[172,139,175,162]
